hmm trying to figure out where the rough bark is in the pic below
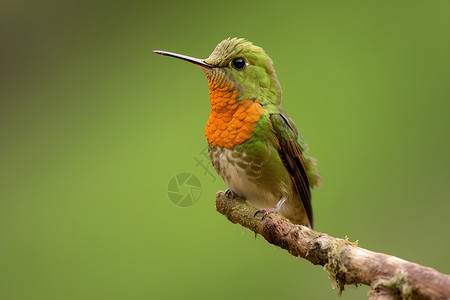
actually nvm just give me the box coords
[215,191,450,300]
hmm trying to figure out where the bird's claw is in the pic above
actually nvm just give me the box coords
[253,197,286,221]
[254,208,277,221]
[225,188,238,199]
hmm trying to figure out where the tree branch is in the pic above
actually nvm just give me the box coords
[215,191,450,300]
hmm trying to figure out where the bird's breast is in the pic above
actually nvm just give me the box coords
[208,145,277,208]
[205,80,263,149]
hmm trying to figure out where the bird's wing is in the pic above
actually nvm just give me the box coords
[270,112,313,227]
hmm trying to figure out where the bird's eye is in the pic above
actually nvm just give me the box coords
[231,58,247,71]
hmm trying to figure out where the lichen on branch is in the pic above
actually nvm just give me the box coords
[215,190,450,300]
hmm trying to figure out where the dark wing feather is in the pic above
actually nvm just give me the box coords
[270,113,313,227]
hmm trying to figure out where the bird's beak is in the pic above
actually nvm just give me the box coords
[153,50,215,68]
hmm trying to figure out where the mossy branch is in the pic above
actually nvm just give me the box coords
[215,191,450,300]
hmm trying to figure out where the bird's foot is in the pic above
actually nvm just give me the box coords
[225,188,239,199]
[254,197,286,221]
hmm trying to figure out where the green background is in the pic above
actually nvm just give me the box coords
[1,1,449,299]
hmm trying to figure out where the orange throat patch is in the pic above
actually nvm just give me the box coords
[205,80,263,149]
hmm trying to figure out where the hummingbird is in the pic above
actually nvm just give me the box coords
[154,38,321,227]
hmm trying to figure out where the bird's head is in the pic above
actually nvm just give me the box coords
[154,38,282,106]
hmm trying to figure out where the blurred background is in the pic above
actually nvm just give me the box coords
[1,1,449,299]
